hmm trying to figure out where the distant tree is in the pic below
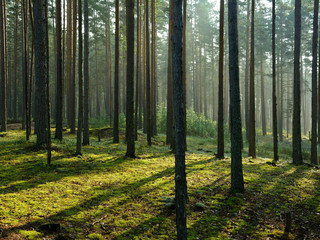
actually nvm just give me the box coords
[34,0,49,146]
[228,0,244,194]
[260,53,266,136]
[166,0,174,148]
[292,0,302,165]
[244,0,250,141]
[13,0,18,121]
[311,0,318,165]
[83,0,89,146]
[272,0,278,162]
[135,0,140,140]
[217,0,224,159]
[55,0,63,140]
[173,1,187,239]
[146,0,151,146]
[248,0,256,158]
[113,0,120,143]
[0,0,6,132]
[76,0,83,155]
[126,0,135,158]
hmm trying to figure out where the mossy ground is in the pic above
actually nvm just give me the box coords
[1,128,320,239]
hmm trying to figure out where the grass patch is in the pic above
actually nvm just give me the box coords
[0,128,320,239]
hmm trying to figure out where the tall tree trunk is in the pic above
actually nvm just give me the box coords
[173,1,187,239]
[249,0,256,158]
[135,0,140,140]
[217,0,224,159]
[260,53,266,136]
[293,0,302,165]
[0,0,6,132]
[244,0,250,141]
[66,0,72,131]
[113,0,120,143]
[76,0,83,155]
[13,0,18,121]
[126,0,135,158]
[272,0,278,161]
[228,0,244,194]
[70,0,77,134]
[182,0,186,145]
[146,0,151,146]
[83,0,89,145]
[55,0,63,140]
[166,0,174,147]
[311,0,319,165]
[34,0,49,146]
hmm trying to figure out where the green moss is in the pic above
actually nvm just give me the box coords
[87,233,104,240]
[18,230,43,240]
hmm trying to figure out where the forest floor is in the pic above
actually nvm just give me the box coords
[0,128,320,240]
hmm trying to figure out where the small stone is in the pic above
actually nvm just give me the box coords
[235,193,243,198]
[165,202,176,209]
[195,202,206,210]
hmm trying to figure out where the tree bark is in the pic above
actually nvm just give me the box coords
[55,0,63,140]
[248,0,256,158]
[173,1,187,239]
[113,0,120,143]
[272,0,278,161]
[76,0,83,155]
[83,0,89,146]
[293,0,302,165]
[217,0,224,159]
[126,0,135,158]
[228,0,244,194]
[34,0,49,146]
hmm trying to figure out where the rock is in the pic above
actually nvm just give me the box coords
[235,193,243,198]
[195,202,206,210]
[39,223,61,233]
[165,202,176,209]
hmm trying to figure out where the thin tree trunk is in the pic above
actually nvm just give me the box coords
[293,0,302,165]
[55,0,63,140]
[217,0,224,159]
[260,53,266,136]
[83,0,89,145]
[272,0,278,161]
[249,0,256,158]
[126,0,135,157]
[113,0,120,143]
[0,0,6,132]
[244,0,250,141]
[76,0,83,155]
[311,0,319,164]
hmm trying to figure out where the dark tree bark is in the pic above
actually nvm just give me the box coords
[71,0,77,134]
[293,0,302,165]
[182,0,186,146]
[173,1,187,239]
[13,0,18,121]
[76,0,83,155]
[244,0,250,141]
[135,0,140,140]
[83,0,89,146]
[228,0,244,194]
[166,0,174,147]
[217,0,224,159]
[311,0,319,165]
[34,0,49,146]
[113,0,120,143]
[248,0,256,158]
[146,0,151,146]
[260,53,266,136]
[0,0,6,132]
[126,0,135,158]
[55,0,63,140]
[272,0,278,162]
[22,0,28,134]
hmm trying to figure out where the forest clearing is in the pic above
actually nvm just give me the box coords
[0,128,320,239]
